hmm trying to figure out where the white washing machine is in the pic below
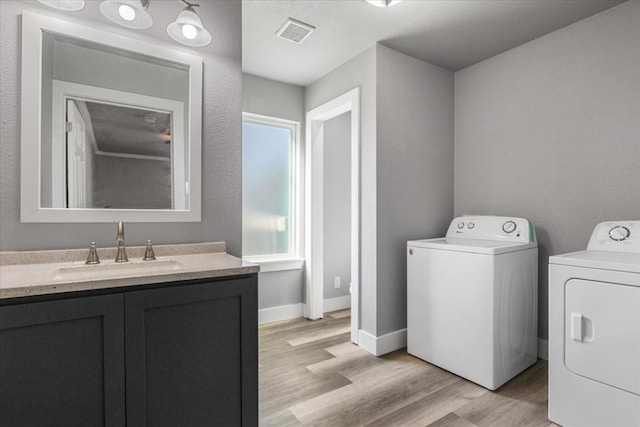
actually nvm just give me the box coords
[407,215,538,390]
[548,220,640,427]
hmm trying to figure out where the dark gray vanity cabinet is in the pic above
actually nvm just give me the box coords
[0,294,126,427]
[125,277,258,427]
[0,275,258,427]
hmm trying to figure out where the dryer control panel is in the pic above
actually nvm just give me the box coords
[587,221,640,254]
[445,216,535,243]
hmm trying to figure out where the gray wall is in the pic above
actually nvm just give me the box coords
[53,40,188,102]
[257,269,304,310]
[306,46,378,334]
[243,73,305,125]
[241,73,306,310]
[376,45,454,335]
[454,1,640,340]
[323,111,352,300]
[0,1,242,255]
[93,155,171,210]
[306,45,455,337]
[40,34,54,207]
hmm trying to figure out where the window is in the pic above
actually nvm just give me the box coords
[242,113,300,264]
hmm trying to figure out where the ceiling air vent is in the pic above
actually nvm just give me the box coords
[276,18,315,44]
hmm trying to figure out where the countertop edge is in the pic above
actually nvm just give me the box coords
[0,244,260,300]
[1,265,260,300]
[0,241,227,266]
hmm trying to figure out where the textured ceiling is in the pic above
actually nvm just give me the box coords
[242,0,625,86]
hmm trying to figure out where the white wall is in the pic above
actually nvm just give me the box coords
[454,1,640,340]
[376,45,455,335]
[323,111,352,300]
[0,1,242,254]
[242,73,306,310]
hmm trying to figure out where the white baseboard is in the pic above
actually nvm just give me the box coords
[260,296,351,325]
[358,328,407,356]
[258,303,303,325]
[538,338,548,360]
[323,295,351,313]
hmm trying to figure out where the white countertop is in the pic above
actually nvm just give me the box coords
[0,242,259,299]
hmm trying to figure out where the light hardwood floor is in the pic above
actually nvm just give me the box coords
[259,309,555,427]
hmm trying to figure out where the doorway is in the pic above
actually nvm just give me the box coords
[304,87,360,344]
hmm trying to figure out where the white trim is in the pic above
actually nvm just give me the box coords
[357,328,407,356]
[250,258,304,273]
[242,112,299,129]
[323,295,351,313]
[305,87,361,347]
[95,151,171,162]
[20,11,202,223]
[258,303,304,325]
[258,295,349,325]
[538,338,548,360]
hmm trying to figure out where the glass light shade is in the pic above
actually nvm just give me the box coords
[167,9,212,47]
[182,24,198,40]
[100,0,152,29]
[38,0,85,11]
[118,4,136,21]
[366,0,403,7]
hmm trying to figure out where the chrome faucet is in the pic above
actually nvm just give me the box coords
[115,221,128,262]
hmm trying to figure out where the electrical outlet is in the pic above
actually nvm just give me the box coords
[334,276,341,288]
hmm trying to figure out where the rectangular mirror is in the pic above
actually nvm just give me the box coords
[21,11,202,222]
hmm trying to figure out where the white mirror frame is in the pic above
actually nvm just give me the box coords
[20,11,202,222]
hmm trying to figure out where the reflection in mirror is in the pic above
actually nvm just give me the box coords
[21,11,202,222]
[59,99,175,210]
[43,31,187,211]
[48,79,185,210]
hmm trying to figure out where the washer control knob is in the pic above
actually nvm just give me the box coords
[457,222,465,229]
[467,222,475,229]
[502,221,517,234]
[609,226,630,242]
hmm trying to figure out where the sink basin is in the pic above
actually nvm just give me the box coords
[53,259,183,281]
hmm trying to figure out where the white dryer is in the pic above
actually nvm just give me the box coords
[407,216,538,390]
[549,220,640,427]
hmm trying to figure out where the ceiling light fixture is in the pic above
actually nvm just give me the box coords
[40,0,212,48]
[167,0,212,47]
[37,0,85,11]
[100,0,153,29]
[366,0,403,7]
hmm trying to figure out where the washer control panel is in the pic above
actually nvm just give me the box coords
[587,221,640,253]
[446,216,535,243]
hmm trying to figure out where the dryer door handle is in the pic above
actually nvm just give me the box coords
[571,312,583,342]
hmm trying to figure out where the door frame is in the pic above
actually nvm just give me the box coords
[304,87,360,344]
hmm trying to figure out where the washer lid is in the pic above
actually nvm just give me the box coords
[549,250,640,275]
[408,237,537,255]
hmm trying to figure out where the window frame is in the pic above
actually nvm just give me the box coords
[241,112,303,270]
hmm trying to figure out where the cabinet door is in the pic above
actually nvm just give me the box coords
[125,276,258,427]
[0,294,125,427]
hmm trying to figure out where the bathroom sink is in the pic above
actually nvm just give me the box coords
[53,259,183,281]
